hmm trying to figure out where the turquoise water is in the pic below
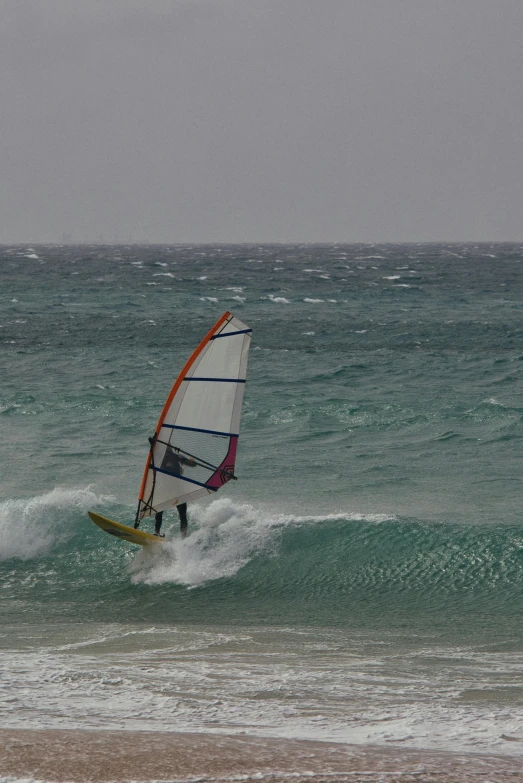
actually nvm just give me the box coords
[2,243,523,752]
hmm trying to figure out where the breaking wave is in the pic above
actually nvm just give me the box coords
[0,486,112,561]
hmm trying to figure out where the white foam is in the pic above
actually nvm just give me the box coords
[304,298,324,303]
[130,498,278,587]
[268,295,290,304]
[2,625,521,755]
[0,487,112,561]
[485,397,505,407]
[0,778,45,783]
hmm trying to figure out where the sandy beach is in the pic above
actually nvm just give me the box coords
[1,729,522,783]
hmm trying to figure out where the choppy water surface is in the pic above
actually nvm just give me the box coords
[1,243,523,755]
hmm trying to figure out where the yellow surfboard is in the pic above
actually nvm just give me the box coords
[88,511,165,547]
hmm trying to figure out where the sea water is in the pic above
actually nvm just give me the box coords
[1,243,523,754]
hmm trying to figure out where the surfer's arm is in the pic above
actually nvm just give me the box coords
[149,435,193,463]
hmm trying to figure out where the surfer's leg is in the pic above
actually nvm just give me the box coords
[178,503,188,539]
[154,511,163,536]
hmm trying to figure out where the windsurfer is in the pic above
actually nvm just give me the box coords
[154,444,196,538]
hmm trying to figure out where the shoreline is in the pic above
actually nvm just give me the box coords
[1,729,522,783]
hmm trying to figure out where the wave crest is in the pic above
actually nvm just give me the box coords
[129,497,394,588]
[0,486,112,561]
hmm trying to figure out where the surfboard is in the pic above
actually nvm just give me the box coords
[88,311,252,545]
[88,511,163,546]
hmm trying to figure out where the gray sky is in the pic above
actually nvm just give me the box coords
[1,0,522,243]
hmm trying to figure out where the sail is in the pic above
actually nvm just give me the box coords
[136,311,252,521]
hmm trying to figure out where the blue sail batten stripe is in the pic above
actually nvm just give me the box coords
[211,329,252,339]
[161,423,239,438]
[153,466,218,491]
[184,377,246,383]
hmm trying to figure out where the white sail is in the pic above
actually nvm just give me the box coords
[136,311,251,520]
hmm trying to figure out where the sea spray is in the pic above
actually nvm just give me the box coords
[130,498,284,587]
[0,486,113,561]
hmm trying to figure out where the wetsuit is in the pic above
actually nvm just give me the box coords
[154,447,195,538]
[154,504,187,538]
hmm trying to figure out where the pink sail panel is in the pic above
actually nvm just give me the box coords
[206,437,239,490]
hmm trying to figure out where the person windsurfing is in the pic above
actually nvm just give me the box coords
[89,312,251,549]
[136,439,197,538]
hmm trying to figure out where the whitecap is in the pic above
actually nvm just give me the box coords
[0,487,113,561]
[304,298,324,303]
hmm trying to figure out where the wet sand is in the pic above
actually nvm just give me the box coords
[1,729,522,782]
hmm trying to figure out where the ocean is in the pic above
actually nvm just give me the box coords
[1,243,523,777]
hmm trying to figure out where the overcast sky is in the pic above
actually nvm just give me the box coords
[1,0,522,243]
